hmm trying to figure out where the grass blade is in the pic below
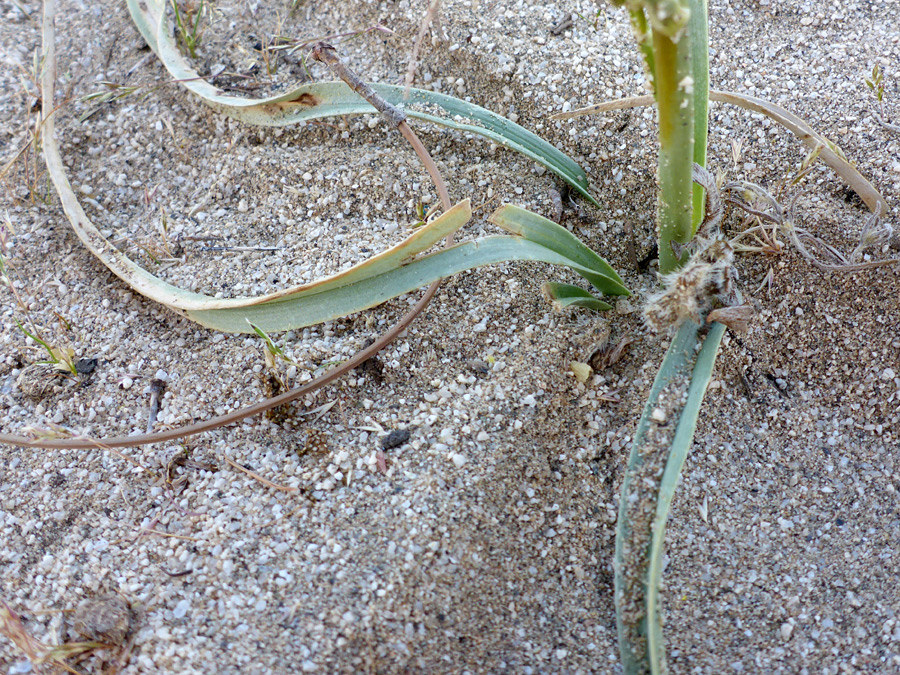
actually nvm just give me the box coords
[489,205,630,296]
[126,0,597,204]
[40,0,620,335]
[187,224,626,333]
[644,321,724,673]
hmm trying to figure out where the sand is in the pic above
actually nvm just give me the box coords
[1,0,899,672]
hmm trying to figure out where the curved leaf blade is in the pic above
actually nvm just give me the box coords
[187,235,623,333]
[126,0,597,204]
[489,205,630,296]
[614,320,725,674]
[542,282,613,312]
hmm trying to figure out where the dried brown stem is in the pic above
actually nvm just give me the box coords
[312,42,407,128]
[221,455,298,492]
[403,0,441,98]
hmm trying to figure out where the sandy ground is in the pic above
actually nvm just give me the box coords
[1,0,899,672]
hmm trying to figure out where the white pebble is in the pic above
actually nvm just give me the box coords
[450,453,467,468]
[882,368,896,380]
[780,622,794,640]
[173,599,190,619]
[238,198,249,213]
[120,376,133,390]
[650,407,667,424]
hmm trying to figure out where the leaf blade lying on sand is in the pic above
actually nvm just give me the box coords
[542,282,614,312]
[37,0,623,335]
[125,0,597,204]
[187,231,624,332]
[613,319,724,673]
[490,204,631,296]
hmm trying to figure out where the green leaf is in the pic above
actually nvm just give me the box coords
[126,0,597,204]
[614,319,725,674]
[186,209,627,333]
[643,320,724,673]
[488,205,630,296]
[542,282,613,312]
[40,0,627,337]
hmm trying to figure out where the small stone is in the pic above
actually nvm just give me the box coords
[882,368,896,380]
[173,599,190,619]
[569,361,592,383]
[237,198,249,213]
[75,358,98,375]
[450,453,467,468]
[120,376,133,390]
[650,407,667,424]
[780,622,794,640]
[382,428,411,450]
[73,595,133,645]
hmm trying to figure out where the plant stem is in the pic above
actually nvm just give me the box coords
[688,0,709,234]
[652,18,694,273]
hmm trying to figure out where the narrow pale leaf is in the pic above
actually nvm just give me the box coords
[552,89,888,217]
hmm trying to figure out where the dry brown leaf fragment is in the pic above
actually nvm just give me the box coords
[589,332,636,371]
[706,304,755,332]
[297,429,329,457]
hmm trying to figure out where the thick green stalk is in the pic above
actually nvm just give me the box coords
[652,18,694,273]
[688,0,709,233]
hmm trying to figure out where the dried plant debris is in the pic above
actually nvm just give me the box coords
[706,304,755,333]
[296,428,329,457]
[588,331,636,371]
[646,162,896,334]
[643,238,736,333]
[72,595,134,646]
[0,599,105,670]
[15,363,65,401]
[724,178,896,272]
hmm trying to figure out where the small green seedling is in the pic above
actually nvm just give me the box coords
[170,0,206,59]
[79,82,144,121]
[866,64,884,104]
[865,64,899,131]
[14,319,78,375]
[248,320,300,370]
[409,199,439,229]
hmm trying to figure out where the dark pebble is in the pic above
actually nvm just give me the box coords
[382,428,410,450]
[75,358,98,375]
